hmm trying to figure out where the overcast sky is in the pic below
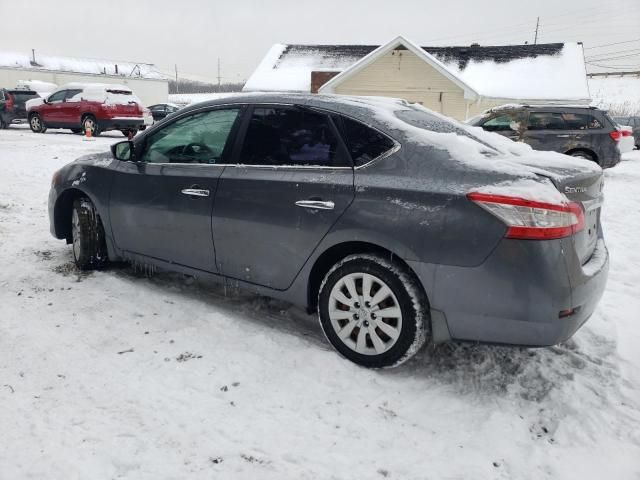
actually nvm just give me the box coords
[1,0,638,82]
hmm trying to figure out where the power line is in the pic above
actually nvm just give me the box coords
[586,47,640,60]
[585,38,640,50]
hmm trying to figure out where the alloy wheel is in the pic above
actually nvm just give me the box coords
[71,208,81,261]
[328,272,403,355]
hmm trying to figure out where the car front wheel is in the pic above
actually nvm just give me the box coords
[318,254,428,368]
[71,197,108,270]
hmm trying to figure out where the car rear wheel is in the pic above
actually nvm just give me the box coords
[569,150,595,161]
[29,114,46,133]
[82,115,101,137]
[71,197,108,270]
[318,254,428,368]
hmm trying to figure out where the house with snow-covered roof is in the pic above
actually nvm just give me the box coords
[243,35,591,121]
[0,51,168,105]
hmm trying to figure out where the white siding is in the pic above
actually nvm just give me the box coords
[333,49,470,120]
[0,67,168,105]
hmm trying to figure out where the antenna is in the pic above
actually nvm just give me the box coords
[534,16,540,45]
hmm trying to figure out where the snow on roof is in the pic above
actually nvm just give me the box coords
[589,74,640,116]
[434,43,590,102]
[244,40,590,102]
[243,44,374,92]
[0,51,166,81]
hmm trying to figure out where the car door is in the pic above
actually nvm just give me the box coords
[59,89,83,126]
[521,111,571,152]
[41,90,68,125]
[108,106,244,272]
[212,105,355,290]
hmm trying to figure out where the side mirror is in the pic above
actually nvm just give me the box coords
[111,141,134,161]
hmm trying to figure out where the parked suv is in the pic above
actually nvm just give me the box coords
[27,83,144,137]
[468,105,621,168]
[613,116,639,148]
[0,88,40,128]
[48,94,609,368]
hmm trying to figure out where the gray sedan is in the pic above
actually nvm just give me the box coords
[48,94,609,368]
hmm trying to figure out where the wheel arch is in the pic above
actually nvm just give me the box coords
[565,147,597,162]
[53,188,98,242]
[306,240,428,312]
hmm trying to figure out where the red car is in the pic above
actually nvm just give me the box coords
[27,83,144,137]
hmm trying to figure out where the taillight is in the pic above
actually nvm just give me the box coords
[609,130,622,141]
[621,130,632,137]
[467,192,585,240]
[5,93,14,111]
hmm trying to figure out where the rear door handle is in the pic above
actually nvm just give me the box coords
[181,188,210,197]
[295,200,335,210]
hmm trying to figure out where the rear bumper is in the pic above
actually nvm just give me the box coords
[409,236,609,346]
[99,117,144,130]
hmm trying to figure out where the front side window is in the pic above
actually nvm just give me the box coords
[140,108,240,164]
[47,91,67,103]
[239,107,347,167]
[65,89,83,102]
[482,113,520,132]
[341,116,395,167]
[527,112,566,130]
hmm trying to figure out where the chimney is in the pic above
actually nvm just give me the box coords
[310,71,340,93]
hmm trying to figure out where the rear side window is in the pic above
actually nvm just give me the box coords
[562,113,602,130]
[239,107,347,167]
[527,112,566,130]
[341,117,396,167]
[481,113,519,132]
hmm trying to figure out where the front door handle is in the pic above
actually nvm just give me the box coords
[556,134,572,138]
[181,188,210,197]
[295,200,335,210]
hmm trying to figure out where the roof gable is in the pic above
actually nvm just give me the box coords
[244,38,590,102]
[318,35,478,99]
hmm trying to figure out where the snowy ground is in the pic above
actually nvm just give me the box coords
[1,126,639,479]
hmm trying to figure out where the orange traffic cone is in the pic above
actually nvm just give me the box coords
[82,124,95,142]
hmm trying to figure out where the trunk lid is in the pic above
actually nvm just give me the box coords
[505,155,604,264]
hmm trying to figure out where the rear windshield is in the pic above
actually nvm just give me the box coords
[395,108,498,153]
[7,91,39,103]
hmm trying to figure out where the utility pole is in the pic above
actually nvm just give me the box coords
[217,57,222,88]
[175,64,179,94]
[534,16,540,45]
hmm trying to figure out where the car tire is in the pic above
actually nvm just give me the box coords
[120,129,137,138]
[82,115,101,137]
[29,113,46,133]
[318,254,429,368]
[71,197,108,270]
[569,150,595,161]
[0,117,8,129]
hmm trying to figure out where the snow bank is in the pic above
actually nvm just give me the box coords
[168,92,240,106]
